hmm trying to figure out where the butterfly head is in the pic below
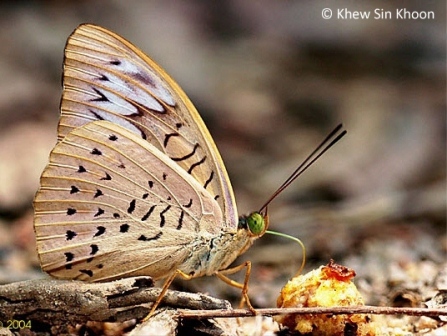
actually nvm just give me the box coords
[238,211,269,238]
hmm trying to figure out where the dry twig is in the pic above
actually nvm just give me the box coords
[178,306,447,319]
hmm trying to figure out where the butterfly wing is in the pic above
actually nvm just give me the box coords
[34,120,223,281]
[58,24,237,230]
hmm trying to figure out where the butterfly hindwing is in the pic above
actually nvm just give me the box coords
[34,120,223,281]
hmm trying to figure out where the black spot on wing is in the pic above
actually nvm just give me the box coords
[90,244,99,255]
[94,208,104,217]
[67,208,76,216]
[163,132,179,147]
[113,213,120,219]
[100,172,111,180]
[66,230,77,240]
[127,100,147,117]
[65,252,74,262]
[141,205,156,221]
[98,74,109,81]
[90,88,109,102]
[70,186,79,194]
[94,226,106,237]
[148,181,154,188]
[89,110,104,120]
[183,199,193,208]
[110,60,121,66]
[138,232,162,241]
[162,173,167,180]
[80,269,93,277]
[171,143,199,162]
[120,224,129,233]
[159,205,171,227]
[128,199,136,214]
[109,134,118,141]
[91,148,102,155]
[94,189,103,198]
[177,211,184,230]
[142,193,149,199]
[78,165,87,173]
[126,119,148,139]
[187,156,207,174]
[203,171,214,189]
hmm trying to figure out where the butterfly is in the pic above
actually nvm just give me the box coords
[33,24,346,317]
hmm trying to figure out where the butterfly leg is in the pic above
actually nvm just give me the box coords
[215,261,256,314]
[143,269,193,321]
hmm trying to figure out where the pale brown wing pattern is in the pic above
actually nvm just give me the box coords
[59,24,237,230]
[34,120,223,281]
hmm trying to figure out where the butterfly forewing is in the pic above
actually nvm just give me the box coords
[34,120,223,281]
[58,24,237,229]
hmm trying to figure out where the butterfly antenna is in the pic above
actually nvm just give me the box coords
[259,124,347,214]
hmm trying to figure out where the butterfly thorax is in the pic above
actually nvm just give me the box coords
[178,212,266,278]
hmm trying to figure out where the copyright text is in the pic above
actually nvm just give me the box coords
[322,8,435,20]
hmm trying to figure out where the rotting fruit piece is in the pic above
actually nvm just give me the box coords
[275,259,380,336]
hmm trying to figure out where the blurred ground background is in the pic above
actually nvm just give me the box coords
[0,1,445,335]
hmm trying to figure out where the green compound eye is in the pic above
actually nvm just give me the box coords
[246,212,265,235]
